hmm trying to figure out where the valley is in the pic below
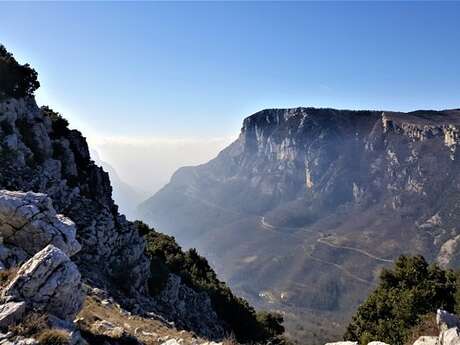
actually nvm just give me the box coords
[139,107,460,343]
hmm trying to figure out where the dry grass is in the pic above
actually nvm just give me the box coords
[405,313,439,345]
[76,295,208,345]
[0,267,18,288]
[8,312,49,338]
[37,329,71,345]
[8,312,70,345]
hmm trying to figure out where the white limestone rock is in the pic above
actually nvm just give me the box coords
[2,245,83,320]
[0,301,26,328]
[0,190,81,258]
[439,327,460,345]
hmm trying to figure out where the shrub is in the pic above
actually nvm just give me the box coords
[257,311,285,338]
[37,329,71,345]
[41,106,70,138]
[344,255,456,345]
[0,267,18,287]
[0,44,39,99]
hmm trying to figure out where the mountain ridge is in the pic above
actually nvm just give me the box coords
[139,106,460,343]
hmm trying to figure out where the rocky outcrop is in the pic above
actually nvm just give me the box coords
[2,245,83,321]
[0,302,25,328]
[0,190,80,260]
[153,275,226,340]
[0,96,232,341]
[0,98,149,292]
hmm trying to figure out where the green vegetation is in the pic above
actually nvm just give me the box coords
[344,255,456,345]
[135,220,286,344]
[41,106,70,137]
[0,44,40,99]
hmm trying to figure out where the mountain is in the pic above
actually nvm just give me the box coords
[0,44,285,345]
[139,107,460,343]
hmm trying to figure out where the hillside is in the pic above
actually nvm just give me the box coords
[0,45,285,345]
[139,107,460,343]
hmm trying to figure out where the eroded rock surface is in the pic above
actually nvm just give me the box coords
[0,98,149,292]
[2,245,83,321]
[0,302,25,328]
[0,190,80,259]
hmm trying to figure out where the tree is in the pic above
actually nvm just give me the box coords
[344,255,456,345]
[0,45,40,99]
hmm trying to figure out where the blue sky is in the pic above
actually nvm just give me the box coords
[1,1,460,140]
[1,2,460,194]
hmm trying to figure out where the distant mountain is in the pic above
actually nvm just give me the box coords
[139,107,460,343]
[90,149,147,220]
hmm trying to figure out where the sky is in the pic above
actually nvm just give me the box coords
[1,1,459,195]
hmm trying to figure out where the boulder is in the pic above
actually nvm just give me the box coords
[2,245,83,320]
[413,336,438,345]
[0,190,81,258]
[0,301,26,328]
[368,342,389,345]
[438,309,460,331]
[439,327,460,345]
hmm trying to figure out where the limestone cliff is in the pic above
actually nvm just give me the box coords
[140,107,460,343]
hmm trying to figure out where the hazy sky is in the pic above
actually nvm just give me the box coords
[1,1,459,193]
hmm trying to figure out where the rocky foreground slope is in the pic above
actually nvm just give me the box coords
[0,45,284,345]
[140,107,460,342]
[0,190,224,345]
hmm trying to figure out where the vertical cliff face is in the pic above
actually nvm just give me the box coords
[140,107,460,341]
[142,107,460,243]
[0,98,150,292]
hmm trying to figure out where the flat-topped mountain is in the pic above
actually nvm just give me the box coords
[139,107,460,342]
